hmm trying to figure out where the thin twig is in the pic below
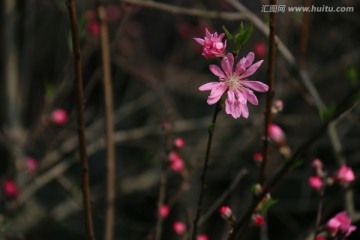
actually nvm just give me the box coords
[191,101,221,240]
[65,1,95,239]
[260,0,277,186]
[314,174,326,240]
[96,2,117,240]
[226,84,360,240]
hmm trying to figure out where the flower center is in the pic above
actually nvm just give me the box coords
[226,76,240,90]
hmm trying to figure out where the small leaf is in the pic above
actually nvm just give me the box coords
[347,66,358,86]
[238,22,244,34]
[222,25,233,41]
[258,198,278,213]
[290,159,305,170]
[319,104,336,122]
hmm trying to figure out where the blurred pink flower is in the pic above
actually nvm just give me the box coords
[51,108,68,125]
[26,157,38,173]
[315,235,326,240]
[268,124,286,145]
[159,204,170,219]
[334,164,355,183]
[271,99,284,114]
[199,52,268,119]
[254,42,267,58]
[326,211,356,237]
[253,152,263,164]
[219,205,232,219]
[174,137,185,149]
[312,158,323,170]
[194,28,227,59]
[2,180,19,199]
[173,221,186,235]
[308,176,322,190]
[252,214,264,226]
[197,234,209,240]
[170,158,184,172]
[87,20,100,37]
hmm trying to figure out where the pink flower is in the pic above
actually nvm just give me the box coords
[334,164,355,184]
[2,180,19,199]
[87,20,100,36]
[170,158,184,172]
[271,99,284,114]
[312,159,323,170]
[268,124,286,145]
[197,234,209,240]
[252,214,264,226]
[159,204,170,219]
[51,108,68,125]
[219,205,232,219]
[308,176,322,190]
[194,28,226,59]
[199,52,268,119]
[26,157,38,173]
[253,153,263,164]
[254,42,266,58]
[326,211,356,237]
[173,221,186,235]
[174,137,185,149]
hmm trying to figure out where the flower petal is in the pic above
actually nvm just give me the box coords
[207,84,227,105]
[225,91,235,116]
[193,38,204,46]
[241,80,269,92]
[209,65,225,79]
[241,60,263,78]
[198,82,221,91]
[221,53,234,77]
[241,103,249,118]
[244,89,259,105]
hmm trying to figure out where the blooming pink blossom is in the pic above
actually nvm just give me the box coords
[308,176,322,190]
[253,153,263,164]
[159,204,170,219]
[326,211,356,237]
[173,221,186,235]
[174,137,185,149]
[51,108,68,125]
[268,124,286,145]
[334,164,355,184]
[2,180,19,199]
[219,205,232,219]
[254,42,266,58]
[194,28,226,59]
[197,234,209,240]
[252,214,264,226]
[26,157,38,173]
[199,52,268,119]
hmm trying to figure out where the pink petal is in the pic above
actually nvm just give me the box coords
[244,89,259,105]
[241,80,269,92]
[234,58,246,76]
[221,53,234,76]
[207,84,227,105]
[241,60,264,78]
[225,91,235,115]
[244,52,255,68]
[193,38,204,46]
[241,103,249,118]
[209,65,226,79]
[199,82,221,91]
[205,28,211,38]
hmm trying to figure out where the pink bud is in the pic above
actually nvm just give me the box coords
[197,234,209,240]
[194,28,227,59]
[168,151,181,162]
[219,206,232,219]
[308,176,322,190]
[254,42,266,58]
[87,20,100,37]
[326,211,356,237]
[253,153,263,164]
[174,137,185,149]
[312,159,323,170]
[26,157,38,173]
[268,124,286,146]
[51,108,68,125]
[271,99,284,114]
[170,159,184,172]
[252,214,264,226]
[2,180,19,199]
[159,204,170,219]
[173,221,186,235]
[334,164,355,184]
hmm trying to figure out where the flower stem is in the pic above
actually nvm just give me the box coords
[65,1,95,239]
[191,101,221,240]
[314,174,326,240]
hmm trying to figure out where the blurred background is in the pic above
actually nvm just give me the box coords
[0,0,359,239]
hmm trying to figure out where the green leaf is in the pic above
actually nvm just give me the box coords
[238,22,244,34]
[44,80,55,100]
[222,25,233,41]
[346,66,358,86]
[234,24,253,51]
[258,198,278,213]
[290,159,305,170]
[319,104,336,122]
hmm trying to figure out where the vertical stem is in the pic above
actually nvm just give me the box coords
[298,0,312,68]
[96,2,117,240]
[313,175,326,240]
[65,1,95,239]
[191,101,221,240]
[155,159,168,240]
[260,0,277,186]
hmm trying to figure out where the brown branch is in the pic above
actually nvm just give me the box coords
[96,2,117,240]
[299,0,313,67]
[260,0,277,186]
[65,1,96,239]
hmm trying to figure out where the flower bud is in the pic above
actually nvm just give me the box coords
[2,180,19,199]
[173,221,186,235]
[268,124,286,146]
[308,176,322,190]
[51,108,68,125]
[219,205,232,219]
